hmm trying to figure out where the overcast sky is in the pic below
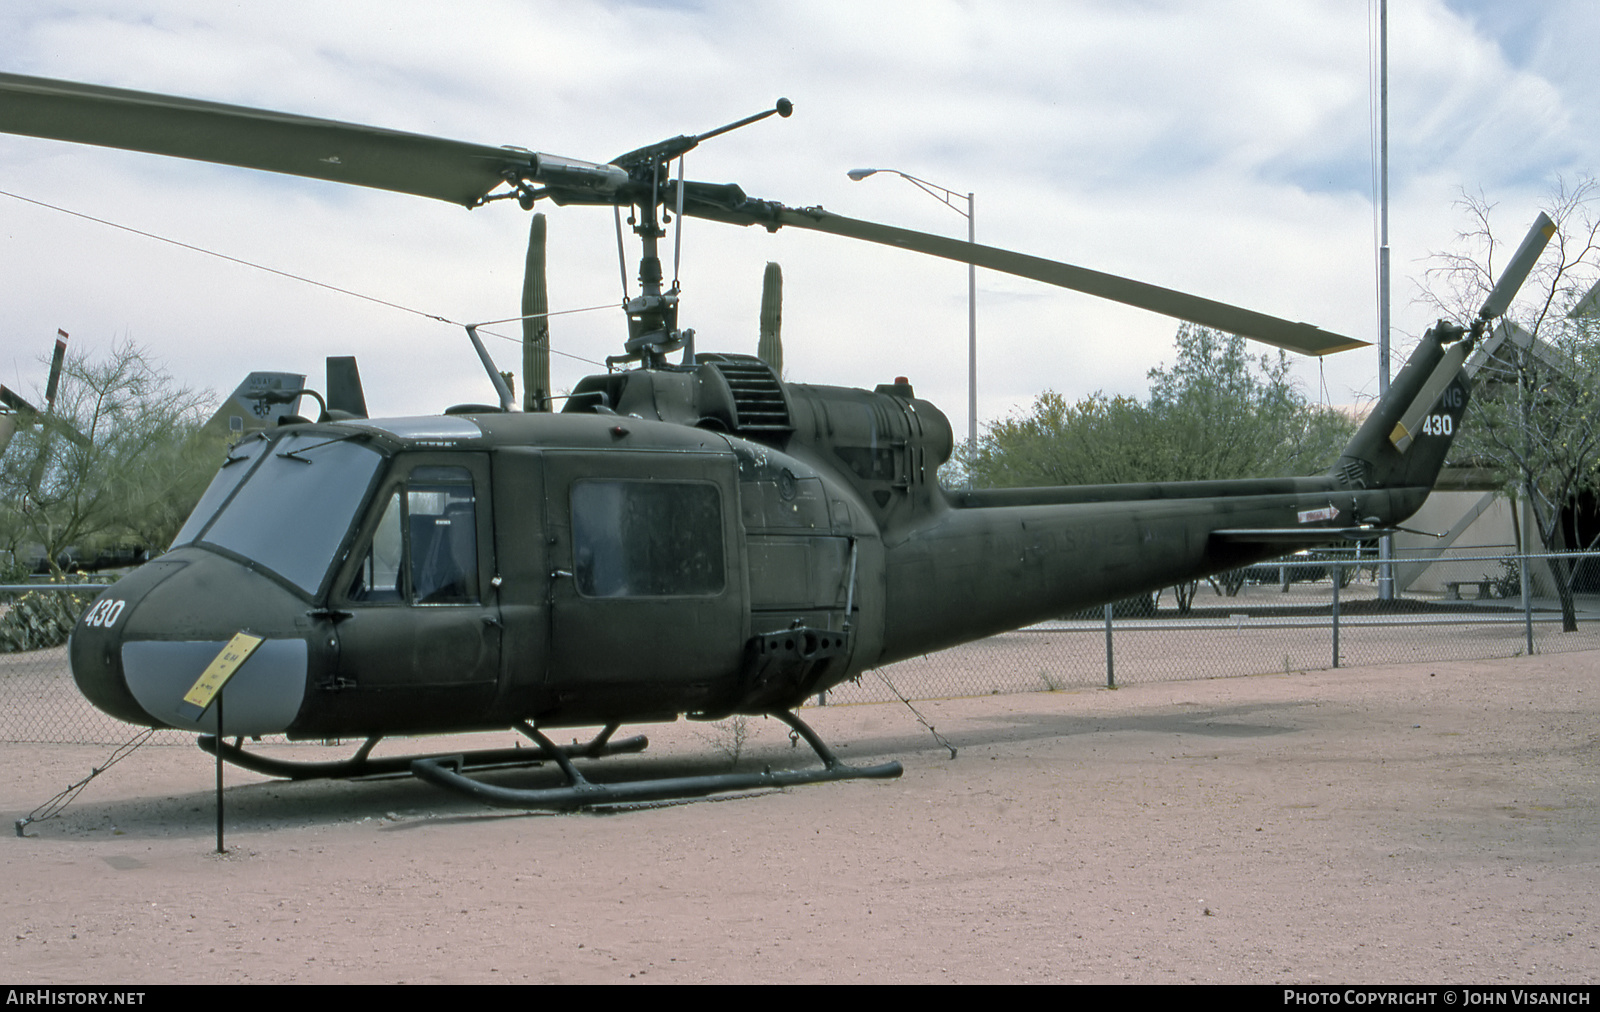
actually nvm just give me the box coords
[2,0,1596,428]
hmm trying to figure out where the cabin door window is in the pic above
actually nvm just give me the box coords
[348,466,479,605]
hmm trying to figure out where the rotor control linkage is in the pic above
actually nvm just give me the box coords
[410,710,902,811]
[609,99,793,174]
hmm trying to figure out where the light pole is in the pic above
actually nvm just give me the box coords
[848,167,977,474]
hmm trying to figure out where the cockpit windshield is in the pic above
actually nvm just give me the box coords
[170,433,268,549]
[173,431,385,595]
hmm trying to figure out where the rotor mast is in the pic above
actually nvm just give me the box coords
[611,99,794,370]
[620,168,682,369]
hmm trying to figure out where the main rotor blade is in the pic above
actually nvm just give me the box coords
[0,73,544,207]
[680,189,1365,356]
[1478,212,1556,322]
[0,72,1364,357]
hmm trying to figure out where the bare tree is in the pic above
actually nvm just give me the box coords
[1423,181,1600,631]
[0,340,215,574]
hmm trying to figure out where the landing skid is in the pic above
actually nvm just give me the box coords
[197,724,648,781]
[410,710,903,811]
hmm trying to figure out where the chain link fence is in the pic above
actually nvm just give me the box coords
[0,582,156,745]
[5,548,1599,744]
[822,547,1600,704]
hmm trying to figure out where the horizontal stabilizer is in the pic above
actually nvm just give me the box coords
[1211,526,1391,546]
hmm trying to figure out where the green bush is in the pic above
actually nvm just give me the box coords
[0,582,102,652]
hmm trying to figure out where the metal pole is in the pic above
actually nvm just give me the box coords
[215,690,226,854]
[1377,0,1396,601]
[1521,551,1534,656]
[1377,0,1390,405]
[967,192,977,476]
[1331,562,1341,668]
[1104,603,1115,689]
[848,167,976,482]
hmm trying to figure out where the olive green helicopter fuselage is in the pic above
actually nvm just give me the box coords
[68,325,1469,742]
[0,70,1507,803]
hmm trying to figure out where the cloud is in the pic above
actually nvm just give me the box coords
[0,0,1594,424]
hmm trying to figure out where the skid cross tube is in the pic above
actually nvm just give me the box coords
[410,710,902,810]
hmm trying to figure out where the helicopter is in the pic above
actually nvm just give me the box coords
[0,72,1554,810]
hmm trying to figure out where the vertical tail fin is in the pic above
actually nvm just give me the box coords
[325,357,369,419]
[1334,323,1472,490]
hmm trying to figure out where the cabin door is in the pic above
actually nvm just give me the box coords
[328,454,500,728]
[543,451,746,710]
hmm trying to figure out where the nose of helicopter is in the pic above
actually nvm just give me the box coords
[69,549,313,735]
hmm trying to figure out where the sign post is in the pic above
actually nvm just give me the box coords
[180,632,264,854]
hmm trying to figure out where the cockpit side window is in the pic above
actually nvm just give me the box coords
[348,492,403,603]
[571,480,724,598]
[347,465,479,606]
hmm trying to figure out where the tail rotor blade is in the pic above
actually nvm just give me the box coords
[1569,277,1600,320]
[1479,212,1557,323]
[522,213,551,412]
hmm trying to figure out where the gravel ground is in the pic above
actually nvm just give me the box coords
[4,649,1599,984]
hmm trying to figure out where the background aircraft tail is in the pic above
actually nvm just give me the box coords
[201,371,306,443]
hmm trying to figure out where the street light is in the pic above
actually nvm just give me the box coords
[848,167,977,474]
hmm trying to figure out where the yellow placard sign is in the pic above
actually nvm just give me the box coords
[182,632,264,711]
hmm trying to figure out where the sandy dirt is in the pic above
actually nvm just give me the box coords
[4,650,1599,984]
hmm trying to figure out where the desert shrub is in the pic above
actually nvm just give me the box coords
[0,580,103,652]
